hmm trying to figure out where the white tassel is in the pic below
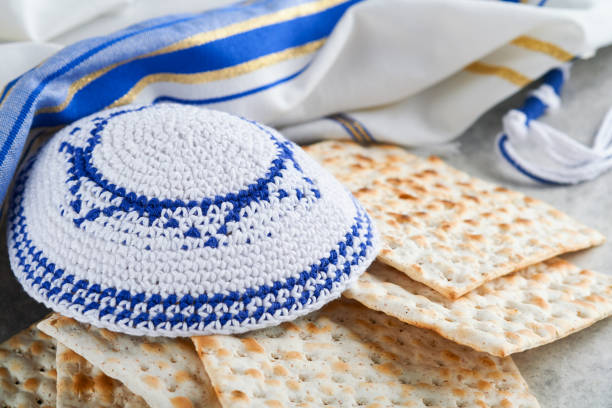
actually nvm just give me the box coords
[498,65,612,185]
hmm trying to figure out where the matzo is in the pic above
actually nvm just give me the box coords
[38,314,220,408]
[345,259,612,357]
[304,140,604,298]
[0,322,56,408]
[193,300,539,408]
[56,342,148,407]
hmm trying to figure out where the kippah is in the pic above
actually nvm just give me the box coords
[7,104,379,336]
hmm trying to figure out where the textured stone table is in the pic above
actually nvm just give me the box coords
[1,47,611,408]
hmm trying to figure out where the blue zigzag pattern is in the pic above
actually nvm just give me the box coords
[59,106,321,244]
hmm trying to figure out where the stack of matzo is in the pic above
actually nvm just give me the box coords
[2,305,542,407]
[303,140,611,359]
[304,141,604,299]
[2,139,611,407]
[193,301,539,407]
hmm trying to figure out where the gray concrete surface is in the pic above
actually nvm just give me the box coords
[1,46,612,408]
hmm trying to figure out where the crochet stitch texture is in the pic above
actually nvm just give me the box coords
[7,104,379,336]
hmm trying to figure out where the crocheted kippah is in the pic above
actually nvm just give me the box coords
[7,104,379,336]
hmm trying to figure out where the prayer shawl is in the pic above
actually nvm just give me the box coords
[1,0,612,205]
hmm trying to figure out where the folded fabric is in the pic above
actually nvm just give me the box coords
[0,0,128,41]
[2,0,612,205]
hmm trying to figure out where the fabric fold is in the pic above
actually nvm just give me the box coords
[1,0,612,204]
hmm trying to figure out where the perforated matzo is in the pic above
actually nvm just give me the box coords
[193,301,539,407]
[304,140,604,298]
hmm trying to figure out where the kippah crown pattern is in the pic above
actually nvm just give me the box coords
[7,104,378,336]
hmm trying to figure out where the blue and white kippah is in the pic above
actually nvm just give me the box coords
[7,103,379,336]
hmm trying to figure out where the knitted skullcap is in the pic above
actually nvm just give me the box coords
[7,104,379,336]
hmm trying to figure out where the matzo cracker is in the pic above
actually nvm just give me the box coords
[345,259,612,356]
[0,323,56,408]
[38,314,219,408]
[304,140,604,298]
[193,300,539,407]
[56,342,148,407]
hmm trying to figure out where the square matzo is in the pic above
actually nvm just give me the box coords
[193,300,539,408]
[304,140,604,298]
[345,259,612,357]
[56,342,148,407]
[38,314,220,408]
[0,322,57,408]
